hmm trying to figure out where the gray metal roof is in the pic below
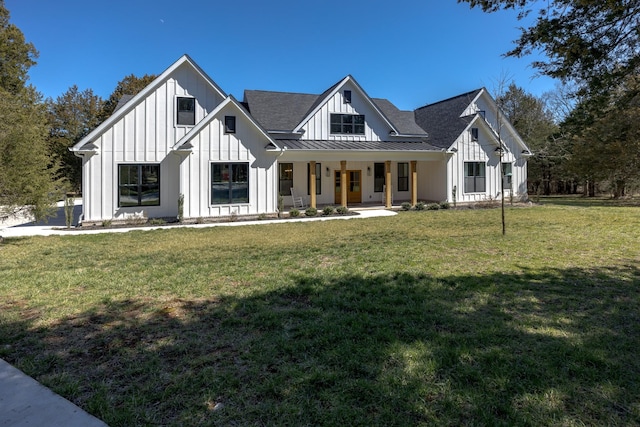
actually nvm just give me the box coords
[276,139,443,151]
[414,89,482,149]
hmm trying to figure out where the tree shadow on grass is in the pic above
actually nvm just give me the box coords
[1,265,640,426]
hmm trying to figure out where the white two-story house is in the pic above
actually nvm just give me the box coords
[71,55,531,224]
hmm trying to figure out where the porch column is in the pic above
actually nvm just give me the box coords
[340,160,347,207]
[410,160,417,206]
[310,161,317,208]
[385,160,392,208]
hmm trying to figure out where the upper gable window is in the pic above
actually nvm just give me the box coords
[224,116,236,133]
[471,128,479,141]
[330,114,365,135]
[343,90,352,104]
[177,97,195,126]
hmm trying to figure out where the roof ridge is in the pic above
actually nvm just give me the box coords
[414,88,483,111]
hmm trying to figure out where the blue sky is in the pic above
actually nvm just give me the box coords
[6,0,556,110]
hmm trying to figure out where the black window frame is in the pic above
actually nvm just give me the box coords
[118,164,160,207]
[464,161,486,193]
[502,162,513,190]
[224,115,236,134]
[279,163,293,196]
[374,163,385,192]
[397,162,409,192]
[343,90,352,103]
[330,114,365,135]
[307,163,321,195]
[471,127,479,141]
[210,162,249,205]
[176,97,195,126]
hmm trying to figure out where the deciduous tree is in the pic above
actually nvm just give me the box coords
[99,73,157,121]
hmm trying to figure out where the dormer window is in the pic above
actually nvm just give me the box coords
[331,114,365,134]
[343,90,352,104]
[471,127,479,141]
[177,97,195,126]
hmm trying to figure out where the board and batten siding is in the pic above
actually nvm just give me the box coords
[447,122,527,204]
[299,82,391,141]
[179,103,278,219]
[82,63,224,222]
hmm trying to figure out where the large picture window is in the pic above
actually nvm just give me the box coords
[330,114,365,134]
[398,162,409,192]
[307,163,321,195]
[118,164,160,207]
[177,97,195,126]
[464,162,486,193]
[279,163,293,196]
[211,163,249,204]
[374,163,385,192]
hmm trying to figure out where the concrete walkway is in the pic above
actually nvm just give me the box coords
[0,358,108,427]
[0,208,397,238]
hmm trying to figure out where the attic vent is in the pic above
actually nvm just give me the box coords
[344,90,352,104]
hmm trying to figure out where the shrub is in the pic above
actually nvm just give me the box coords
[149,218,166,225]
[426,203,441,210]
[177,193,184,223]
[196,217,204,224]
[414,201,426,211]
[305,207,318,217]
[101,220,112,228]
[322,206,335,216]
[336,206,349,215]
[258,213,267,220]
[439,201,450,210]
[401,202,412,211]
[289,209,300,218]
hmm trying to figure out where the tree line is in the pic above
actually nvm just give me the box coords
[2,0,639,222]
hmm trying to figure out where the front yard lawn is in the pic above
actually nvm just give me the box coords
[1,201,639,426]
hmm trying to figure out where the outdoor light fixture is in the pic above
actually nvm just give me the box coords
[494,147,504,156]
[367,166,371,176]
[326,167,330,177]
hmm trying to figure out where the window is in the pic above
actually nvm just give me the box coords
[211,163,249,204]
[502,162,513,189]
[307,163,321,195]
[224,115,236,133]
[464,162,486,193]
[374,163,385,192]
[343,90,352,103]
[330,114,365,134]
[118,164,160,207]
[398,163,409,192]
[471,128,479,141]
[177,97,195,126]
[279,163,293,196]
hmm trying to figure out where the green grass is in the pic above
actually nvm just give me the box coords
[1,201,640,426]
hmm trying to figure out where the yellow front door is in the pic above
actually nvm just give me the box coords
[334,170,361,204]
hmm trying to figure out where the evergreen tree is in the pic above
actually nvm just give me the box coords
[0,1,61,222]
[47,85,103,191]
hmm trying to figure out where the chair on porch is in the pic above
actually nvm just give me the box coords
[290,188,307,209]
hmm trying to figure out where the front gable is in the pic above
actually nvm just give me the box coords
[293,76,399,141]
[71,55,227,159]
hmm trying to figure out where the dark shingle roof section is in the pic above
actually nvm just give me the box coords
[276,139,442,152]
[243,90,319,131]
[414,89,482,149]
[244,86,428,137]
[113,94,135,113]
[372,98,427,136]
